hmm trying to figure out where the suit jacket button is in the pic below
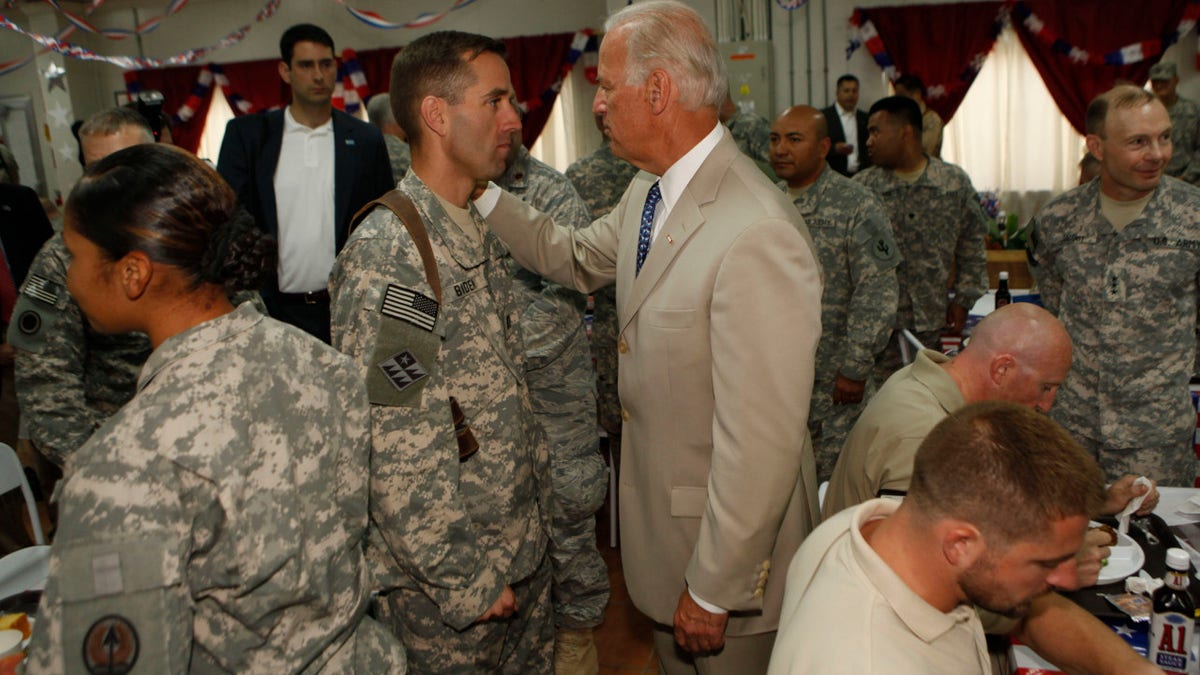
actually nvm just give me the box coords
[752,588,764,599]
[761,560,771,571]
[618,339,628,353]
[621,408,630,421]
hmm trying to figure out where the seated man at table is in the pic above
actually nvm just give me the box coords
[769,401,1160,675]
[823,304,1157,574]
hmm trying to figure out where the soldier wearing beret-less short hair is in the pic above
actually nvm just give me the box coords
[26,144,406,673]
[1149,61,1200,186]
[1030,84,1200,487]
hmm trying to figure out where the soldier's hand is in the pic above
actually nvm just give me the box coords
[477,585,517,622]
[1057,527,1113,590]
[1101,475,1158,516]
[945,302,967,336]
[672,590,728,654]
[834,142,852,156]
[832,374,866,405]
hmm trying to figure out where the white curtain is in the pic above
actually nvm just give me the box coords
[530,66,603,173]
[942,26,1085,223]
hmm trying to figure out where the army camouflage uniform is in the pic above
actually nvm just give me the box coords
[1028,177,1200,486]
[1165,97,1200,186]
[26,303,406,674]
[565,143,639,448]
[385,134,412,182]
[854,157,989,384]
[330,172,552,673]
[780,166,901,482]
[498,145,609,631]
[8,233,266,467]
[8,233,151,466]
[726,109,775,178]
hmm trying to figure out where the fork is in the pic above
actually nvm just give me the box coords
[1132,517,1160,546]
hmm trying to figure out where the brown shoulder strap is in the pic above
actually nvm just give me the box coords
[351,190,442,303]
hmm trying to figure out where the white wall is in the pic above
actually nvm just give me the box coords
[2,0,1199,195]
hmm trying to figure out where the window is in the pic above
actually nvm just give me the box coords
[942,26,1085,220]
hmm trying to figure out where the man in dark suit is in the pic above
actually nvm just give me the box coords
[822,74,871,177]
[483,1,822,671]
[217,23,393,343]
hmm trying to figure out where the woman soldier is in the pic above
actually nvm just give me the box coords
[26,144,406,673]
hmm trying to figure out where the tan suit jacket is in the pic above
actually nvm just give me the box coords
[488,131,822,636]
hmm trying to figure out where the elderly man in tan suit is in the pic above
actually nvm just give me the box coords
[479,1,822,671]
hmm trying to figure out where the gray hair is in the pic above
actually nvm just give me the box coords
[605,0,726,110]
[78,107,154,143]
[366,93,395,128]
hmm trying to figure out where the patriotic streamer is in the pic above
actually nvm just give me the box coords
[0,0,281,71]
[775,0,810,9]
[519,29,596,115]
[332,0,481,30]
[1011,0,1200,67]
[126,63,253,124]
[0,0,105,76]
[332,48,370,114]
[41,0,193,40]
[847,5,1007,100]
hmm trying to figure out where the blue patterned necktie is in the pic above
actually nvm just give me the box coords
[636,181,661,276]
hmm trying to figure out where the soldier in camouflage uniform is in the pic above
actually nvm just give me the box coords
[330,32,552,673]
[497,136,608,674]
[720,93,774,178]
[565,115,640,470]
[1150,62,1200,186]
[854,96,988,385]
[28,144,406,674]
[367,93,413,180]
[1029,85,1200,487]
[7,110,156,469]
[768,106,901,482]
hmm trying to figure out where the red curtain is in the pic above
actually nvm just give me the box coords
[130,32,576,152]
[125,64,213,153]
[503,33,577,148]
[859,1,1006,123]
[1012,0,1191,135]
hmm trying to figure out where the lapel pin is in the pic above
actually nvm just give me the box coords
[666,234,674,244]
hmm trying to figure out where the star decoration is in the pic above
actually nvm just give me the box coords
[56,141,75,162]
[44,63,68,93]
[47,102,70,129]
[1112,624,1135,638]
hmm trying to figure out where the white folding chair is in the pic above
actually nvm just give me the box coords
[0,443,50,601]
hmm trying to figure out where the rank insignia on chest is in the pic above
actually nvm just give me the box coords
[379,350,429,392]
[381,283,439,331]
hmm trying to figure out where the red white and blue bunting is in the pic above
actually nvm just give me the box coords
[41,0,192,40]
[125,63,252,125]
[331,0,481,29]
[0,0,280,70]
[332,49,370,115]
[775,0,810,10]
[519,29,596,116]
[1011,0,1200,67]
[846,4,1007,100]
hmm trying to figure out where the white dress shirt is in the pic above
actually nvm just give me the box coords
[273,107,336,293]
[839,104,861,173]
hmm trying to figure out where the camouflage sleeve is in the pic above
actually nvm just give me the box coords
[1183,116,1200,186]
[8,241,105,465]
[330,221,505,630]
[842,198,901,382]
[27,440,193,674]
[1027,215,1063,314]
[951,187,989,310]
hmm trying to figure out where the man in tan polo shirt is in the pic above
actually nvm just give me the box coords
[770,402,1160,675]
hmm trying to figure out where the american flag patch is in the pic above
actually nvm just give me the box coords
[381,284,439,331]
[378,350,429,392]
[24,274,60,306]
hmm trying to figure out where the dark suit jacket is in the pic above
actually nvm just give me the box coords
[0,183,54,287]
[216,108,394,258]
[822,105,871,177]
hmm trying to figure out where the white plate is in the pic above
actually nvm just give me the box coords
[1091,522,1146,585]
